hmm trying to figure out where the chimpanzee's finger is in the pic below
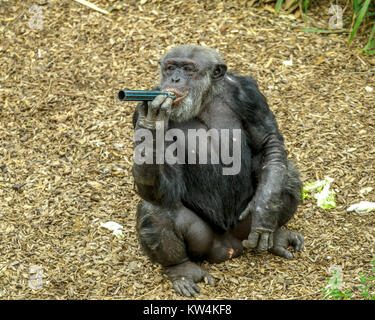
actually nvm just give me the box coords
[239,203,251,221]
[297,233,304,250]
[137,101,147,119]
[156,97,173,122]
[293,233,304,252]
[257,232,269,252]
[268,232,274,249]
[203,272,215,286]
[245,231,260,248]
[160,97,173,112]
[269,246,293,259]
[149,94,167,116]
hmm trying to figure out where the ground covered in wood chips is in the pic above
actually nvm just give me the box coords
[0,0,374,300]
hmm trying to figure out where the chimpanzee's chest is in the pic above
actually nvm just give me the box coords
[168,110,254,231]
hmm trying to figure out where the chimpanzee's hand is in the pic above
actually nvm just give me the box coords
[239,198,278,253]
[136,95,173,130]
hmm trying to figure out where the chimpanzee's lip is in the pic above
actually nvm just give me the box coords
[163,88,187,105]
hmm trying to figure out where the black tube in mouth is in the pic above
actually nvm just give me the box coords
[117,90,176,101]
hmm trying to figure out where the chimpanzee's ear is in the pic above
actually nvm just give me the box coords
[212,64,227,80]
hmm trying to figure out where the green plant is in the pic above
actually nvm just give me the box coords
[322,269,352,300]
[275,0,284,13]
[272,0,375,54]
[322,257,375,300]
[348,0,372,45]
[362,20,375,53]
[275,0,312,14]
[359,257,375,300]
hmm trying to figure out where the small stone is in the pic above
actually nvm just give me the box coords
[128,261,139,270]
[20,135,29,142]
[90,194,101,202]
[12,183,26,191]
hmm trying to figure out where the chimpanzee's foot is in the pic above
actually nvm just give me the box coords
[165,261,215,297]
[269,229,304,259]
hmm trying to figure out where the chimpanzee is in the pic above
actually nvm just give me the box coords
[131,45,304,297]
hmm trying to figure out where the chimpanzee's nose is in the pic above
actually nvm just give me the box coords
[172,76,180,83]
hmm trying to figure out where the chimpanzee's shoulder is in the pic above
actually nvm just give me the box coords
[224,72,269,117]
[225,72,259,90]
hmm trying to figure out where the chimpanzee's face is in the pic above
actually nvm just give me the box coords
[158,50,227,122]
[160,57,201,104]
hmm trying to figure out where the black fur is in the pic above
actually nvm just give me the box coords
[132,72,297,232]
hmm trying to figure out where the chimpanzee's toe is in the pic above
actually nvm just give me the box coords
[291,232,304,252]
[173,278,201,297]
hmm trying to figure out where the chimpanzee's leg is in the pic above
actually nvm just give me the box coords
[136,200,217,297]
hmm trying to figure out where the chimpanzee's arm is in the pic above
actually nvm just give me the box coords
[231,76,288,249]
[132,100,186,207]
[241,111,288,227]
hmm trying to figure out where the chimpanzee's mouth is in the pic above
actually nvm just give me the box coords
[164,88,187,105]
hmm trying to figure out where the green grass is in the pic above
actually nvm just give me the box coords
[348,0,371,45]
[302,28,349,34]
[362,19,375,53]
[322,269,352,300]
[273,0,375,54]
[275,0,285,14]
[359,257,375,300]
[322,257,375,300]
[275,0,311,14]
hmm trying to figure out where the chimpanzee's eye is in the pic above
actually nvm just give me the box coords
[184,65,194,72]
[166,65,175,72]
